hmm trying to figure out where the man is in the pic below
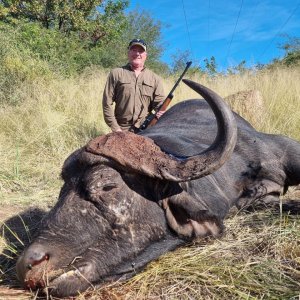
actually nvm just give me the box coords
[102,38,165,132]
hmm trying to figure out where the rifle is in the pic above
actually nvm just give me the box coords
[138,61,192,132]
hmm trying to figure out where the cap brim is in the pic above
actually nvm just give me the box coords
[129,43,147,51]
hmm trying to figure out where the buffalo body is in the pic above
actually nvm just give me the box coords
[16,80,300,297]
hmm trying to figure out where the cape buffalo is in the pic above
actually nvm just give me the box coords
[16,80,300,297]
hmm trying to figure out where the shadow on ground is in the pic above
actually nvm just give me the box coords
[250,198,300,213]
[0,207,48,299]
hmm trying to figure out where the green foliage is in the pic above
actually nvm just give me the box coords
[122,9,168,73]
[262,35,300,70]
[170,50,204,76]
[0,0,129,47]
[279,36,300,67]
[279,35,300,54]
[0,3,169,80]
[0,20,95,105]
[124,10,163,60]
[95,0,129,45]
[204,56,217,76]
[171,50,191,74]
[0,0,100,29]
[91,8,170,74]
[283,50,300,66]
[227,60,248,75]
[16,22,99,74]
[0,22,53,105]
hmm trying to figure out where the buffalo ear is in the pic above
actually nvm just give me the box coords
[162,193,224,239]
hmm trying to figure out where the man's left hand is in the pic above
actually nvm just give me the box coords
[156,110,166,119]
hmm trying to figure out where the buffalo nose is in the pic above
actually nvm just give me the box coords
[17,244,50,279]
[25,250,49,269]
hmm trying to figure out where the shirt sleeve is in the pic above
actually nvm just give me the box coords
[102,71,121,132]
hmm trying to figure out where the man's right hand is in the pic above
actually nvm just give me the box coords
[156,110,166,119]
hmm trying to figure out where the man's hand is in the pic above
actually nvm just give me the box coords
[156,110,166,119]
[112,128,122,132]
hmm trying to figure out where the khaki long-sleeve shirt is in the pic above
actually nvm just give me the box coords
[102,64,165,131]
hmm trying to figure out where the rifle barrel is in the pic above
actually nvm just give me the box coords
[169,61,192,96]
[138,61,192,132]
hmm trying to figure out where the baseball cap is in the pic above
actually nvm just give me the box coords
[128,39,147,51]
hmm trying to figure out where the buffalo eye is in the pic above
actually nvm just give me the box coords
[102,184,117,192]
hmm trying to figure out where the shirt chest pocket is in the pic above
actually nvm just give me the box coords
[115,79,132,100]
[142,79,154,97]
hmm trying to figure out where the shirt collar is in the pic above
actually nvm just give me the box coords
[125,63,146,72]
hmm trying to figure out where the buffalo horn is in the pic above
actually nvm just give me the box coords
[86,80,237,182]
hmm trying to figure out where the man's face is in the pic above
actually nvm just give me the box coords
[128,45,147,67]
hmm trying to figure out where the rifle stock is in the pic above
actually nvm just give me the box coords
[146,95,173,127]
[138,61,192,132]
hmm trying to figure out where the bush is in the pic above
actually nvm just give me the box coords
[0,23,55,105]
[0,21,101,105]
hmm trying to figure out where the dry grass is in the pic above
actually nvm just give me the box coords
[0,66,300,299]
[0,67,108,206]
[92,208,300,300]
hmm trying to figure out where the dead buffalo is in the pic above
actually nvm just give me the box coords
[16,79,300,297]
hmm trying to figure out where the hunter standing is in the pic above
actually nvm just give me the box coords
[102,39,165,132]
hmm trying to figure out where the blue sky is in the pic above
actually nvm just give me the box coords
[126,0,300,71]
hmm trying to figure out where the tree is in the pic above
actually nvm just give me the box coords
[204,56,217,76]
[0,3,170,74]
[171,50,190,74]
[170,50,203,76]
[95,8,169,74]
[0,0,129,45]
[279,35,300,66]
[124,10,164,67]
[227,60,247,75]
[265,35,300,69]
